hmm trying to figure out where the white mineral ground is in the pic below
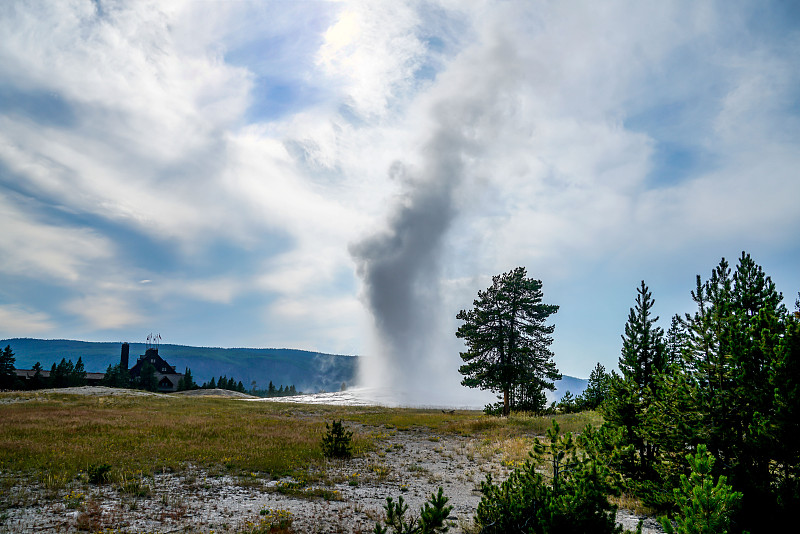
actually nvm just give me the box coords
[0,387,664,533]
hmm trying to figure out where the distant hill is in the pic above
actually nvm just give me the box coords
[1,338,359,393]
[2,337,588,401]
[554,374,588,398]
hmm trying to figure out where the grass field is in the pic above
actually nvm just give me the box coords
[0,390,601,491]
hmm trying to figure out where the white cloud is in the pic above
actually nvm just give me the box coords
[0,192,113,282]
[316,1,426,118]
[0,304,54,338]
[63,293,144,331]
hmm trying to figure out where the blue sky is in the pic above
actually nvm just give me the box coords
[1,1,799,402]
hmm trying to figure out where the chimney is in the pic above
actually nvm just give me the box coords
[121,343,129,370]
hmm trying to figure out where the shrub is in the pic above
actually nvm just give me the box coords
[373,487,452,534]
[658,445,743,534]
[321,420,353,459]
[475,420,624,534]
[243,508,294,534]
[87,463,112,484]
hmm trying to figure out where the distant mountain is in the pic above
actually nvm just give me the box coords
[2,337,588,402]
[2,338,359,393]
[554,375,588,398]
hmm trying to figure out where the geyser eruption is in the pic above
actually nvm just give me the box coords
[350,124,465,402]
[350,26,523,405]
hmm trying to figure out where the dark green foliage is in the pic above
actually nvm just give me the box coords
[603,281,666,483]
[658,445,743,534]
[177,367,196,391]
[199,374,251,393]
[321,420,353,459]
[581,362,611,410]
[457,266,560,415]
[87,463,112,484]
[556,390,580,413]
[475,420,623,534]
[137,361,159,392]
[0,345,16,389]
[72,357,86,386]
[29,361,46,390]
[373,487,452,534]
[598,252,800,532]
[101,363,130,388]
[767,306,800,519]
[49,357,86,388]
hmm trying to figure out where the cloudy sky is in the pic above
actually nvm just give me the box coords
[1,0,799,395]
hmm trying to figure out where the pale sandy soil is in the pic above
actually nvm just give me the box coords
[0,387,663,533]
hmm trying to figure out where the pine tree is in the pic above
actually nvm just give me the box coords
[604,280,666,481]
[30,362,45,390]
[52,358,74,388]
[457,266,560,415]
[0,345,16,389]
[581,363,611,410]
[183,368,196,390]
[101,363,129,388]
[679,254,786,528]
[659,445,743,534]
[70,357,86,387]
[48,363,57,387]
[769,305,800,521]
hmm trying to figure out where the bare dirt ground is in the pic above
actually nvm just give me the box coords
[1,387,663,533]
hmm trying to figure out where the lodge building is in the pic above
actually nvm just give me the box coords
[14,343,184,392]
[125,343,184,392]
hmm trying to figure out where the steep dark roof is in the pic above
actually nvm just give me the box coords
[129,348,177,376]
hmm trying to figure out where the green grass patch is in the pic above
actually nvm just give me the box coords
[0,390,603,495]
[0,393,370,484]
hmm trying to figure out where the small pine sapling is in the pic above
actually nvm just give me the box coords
[321,420,353,458]
[373,487,452,534]
[658,445,744,534]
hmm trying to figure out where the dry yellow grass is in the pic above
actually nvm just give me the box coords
[0,390,601,493]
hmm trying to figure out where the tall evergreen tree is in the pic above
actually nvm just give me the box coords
[581,363,611,410]
[0,345,16,389]
[70,357,87,387]
[678,253,785,528]
[29,362,46,390]
[769,305,800,520]
[101,363,129,388]
[604,280,666,481]
[51,358,74,388]
[457,266,560,415]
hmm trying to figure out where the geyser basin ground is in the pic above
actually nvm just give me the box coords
[0,388,662,533]
[253,386,495,410]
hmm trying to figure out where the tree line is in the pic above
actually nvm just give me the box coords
[1,350,298,397]
[0,348,90,391]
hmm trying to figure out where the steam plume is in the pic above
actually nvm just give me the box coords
[350,28,519,403]
[349,108,473,401]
